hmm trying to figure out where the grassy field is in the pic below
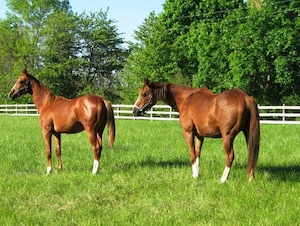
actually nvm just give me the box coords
[0,115,299,225]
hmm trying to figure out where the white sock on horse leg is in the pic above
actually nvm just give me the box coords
[92,159,99,175]
[220,166,230,183]
[192,157,199,178]
[46,166,52,175]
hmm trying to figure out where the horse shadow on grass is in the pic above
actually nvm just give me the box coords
[120,157,190,171]
[258,164,300,182]
[122,158,300,182]
[117,151,299,182]
[234,162,300,182]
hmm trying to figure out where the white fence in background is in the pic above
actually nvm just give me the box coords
[0,104,300,124]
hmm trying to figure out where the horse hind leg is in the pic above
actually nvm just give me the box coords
[53,133,62,171]
[94,133,103,174]
[193,136,204,178]
[184,130,200,179]
[87,130,102,175]
[220,136,235,183]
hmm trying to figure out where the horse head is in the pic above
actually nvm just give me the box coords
[9,69,32,100]
[133,79,157,116]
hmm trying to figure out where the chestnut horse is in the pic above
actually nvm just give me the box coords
[133,79,260,182]
[9,69,115,175]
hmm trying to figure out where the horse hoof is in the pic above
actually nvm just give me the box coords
[220,178,227,183]
[192,174,199,179]
[46,167,52,175]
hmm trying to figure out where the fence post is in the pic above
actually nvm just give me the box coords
[283,104,285,123]
[150,106,153,121]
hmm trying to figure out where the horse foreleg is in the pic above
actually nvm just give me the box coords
[184,131,198,178]
[220,136,235,183]
[53,133,62,171]
[43,128,52,175]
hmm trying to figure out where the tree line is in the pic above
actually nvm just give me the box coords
[0,0,299,105]
[0,0,128,103]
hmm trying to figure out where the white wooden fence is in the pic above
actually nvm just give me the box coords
[0,104,300,124]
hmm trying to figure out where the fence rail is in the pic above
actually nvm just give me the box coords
[0,104,300,124]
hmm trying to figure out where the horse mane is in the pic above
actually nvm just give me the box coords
[196,87,214,95]
[27,73,40,84]
[23,69,42,85]
[149,81,168,102]
[25,71,56,100]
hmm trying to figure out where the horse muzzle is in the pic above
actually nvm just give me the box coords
[8,89,17,100]
[8,89,22,100]
[133,106,143,117]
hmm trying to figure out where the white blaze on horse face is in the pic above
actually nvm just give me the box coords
[192,157,199,178]
[46,166,52,175]
[9,82,19,95]
[92,159,99,175]
[220,166,231,183]
[11,82,17,91]
[133,97,141,111]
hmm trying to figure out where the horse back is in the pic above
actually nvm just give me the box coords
[40,95,106,133]
[180,88,252,138]
[66,95,107,124]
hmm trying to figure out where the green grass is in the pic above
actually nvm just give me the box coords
[0,115,299,225]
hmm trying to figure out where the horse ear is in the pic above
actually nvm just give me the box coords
[23,69,28,75]
[144,79,150,86]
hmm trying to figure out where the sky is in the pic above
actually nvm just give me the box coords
[0,0,165,42]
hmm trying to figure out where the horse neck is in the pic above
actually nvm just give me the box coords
[30,79,55,111]
[156,84,195,112]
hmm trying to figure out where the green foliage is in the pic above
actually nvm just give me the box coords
[0,0,127,103]
[1,0,299,105]
[0,116,299,225]
[40,7,81,98]
[122,0,300,105]
[77,11,128,102]
[120,12,179,103]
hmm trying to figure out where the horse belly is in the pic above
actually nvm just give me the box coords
[196,123,221,138]
[193,114,221,138]
[54,119,84,133]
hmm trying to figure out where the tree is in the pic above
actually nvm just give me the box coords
[6,0,65,70]
[223,0,300,104]
[40,5,81,98]
[0,0,128,103]
[191,0,300,104]
[78,11,128,102]
[121,0,246,103]
[121,11,182,103]
[122,0,300,105]
[263,0,300,105]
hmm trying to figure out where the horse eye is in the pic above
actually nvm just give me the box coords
[141,92,149,98]
[20,80,27,85]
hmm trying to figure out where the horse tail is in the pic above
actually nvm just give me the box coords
[104,99,115,147]
[245,96,260,181]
